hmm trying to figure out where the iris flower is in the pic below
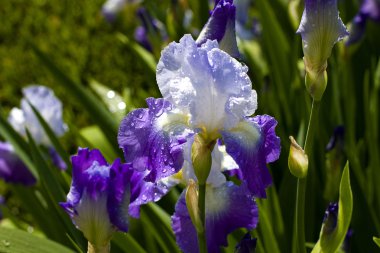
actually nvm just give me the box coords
[60,148,169,249]
[118,34,280,251]
[118,34,280,198]
[0,85,66,185]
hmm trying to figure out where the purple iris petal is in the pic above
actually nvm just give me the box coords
[172,182,258,253]
[134,26,153,52]
[323,202,338,234]
[118,97,193,183]
[48,147,67,170]
[235,233,257,253]
[0,141,36,186]
[346,0,380,45]
[221,115,280,198]
[107,159,133,232]
[361,0,380,22]
[346,14,367,45]
[325,126,345,151]
[196,0,240,58]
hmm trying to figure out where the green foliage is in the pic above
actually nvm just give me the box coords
[0,227,75,253]
[312,163,353,253]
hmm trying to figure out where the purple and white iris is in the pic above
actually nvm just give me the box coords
[118,34,280,198]
[118,33,280,251]
[297,0,349,71]
[8,85,67,146]
[60,148,170,247]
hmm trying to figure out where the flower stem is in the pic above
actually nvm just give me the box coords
[295,100,320,253]
[87,242,110,253]
[197,183,207,253]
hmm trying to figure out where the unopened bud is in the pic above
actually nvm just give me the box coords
[191,135,216,184]
[288,136,308,178]
[305,60,328,101]
[185,180,203,233]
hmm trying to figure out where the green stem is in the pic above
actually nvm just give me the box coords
[295,100,320,253]
[197,183,207,253]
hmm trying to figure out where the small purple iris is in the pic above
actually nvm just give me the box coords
[60,148,170,247]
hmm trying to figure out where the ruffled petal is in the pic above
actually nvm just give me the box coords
[0,141,36,186]
[118,97,193,182]
[128,169,173,218]
[221,115,280,197]
[156,34,256,134]
[196,0,239,58]
[65,148,108,207]
[171,182,258,253]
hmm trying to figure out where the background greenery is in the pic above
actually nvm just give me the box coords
[0,0,380,252]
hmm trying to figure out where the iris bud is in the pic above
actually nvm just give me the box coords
[288,136,308,178]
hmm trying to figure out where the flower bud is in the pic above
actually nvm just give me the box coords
[191,135,216,184]
[305,67,328,101]
[288,136,308,178]
[185,179,203,233]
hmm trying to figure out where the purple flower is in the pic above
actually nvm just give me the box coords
[323,202,338,234]
[0,141,36,186]
[326,126,345,151]
[60,148,169,246]
[297,0,348,72]
[171,182,258,253]
[118,35,281,198]
[346,0,380,45]
[134,8,167,52]
[235,233,257,253]
[196,0,240,58]
[101,0,127,22]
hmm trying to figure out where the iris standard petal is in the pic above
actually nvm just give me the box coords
[118,97,193,182]
[157,34,256,134]
[296,0,349,69]
[221,115,280,197]
[171,182,258,253]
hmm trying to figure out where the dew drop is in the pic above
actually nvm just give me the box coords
[142,194,147,201]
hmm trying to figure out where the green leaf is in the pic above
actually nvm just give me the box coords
[0,227,75,253]
[25,129,85,248]
[117,33,156,74]
[31,45,120,152]
[80,125,118,162]
[312,163,353,253]
[256,200,281,253]
[373,237,380,248]
[112,233,147,253]
[27,101,71,170]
